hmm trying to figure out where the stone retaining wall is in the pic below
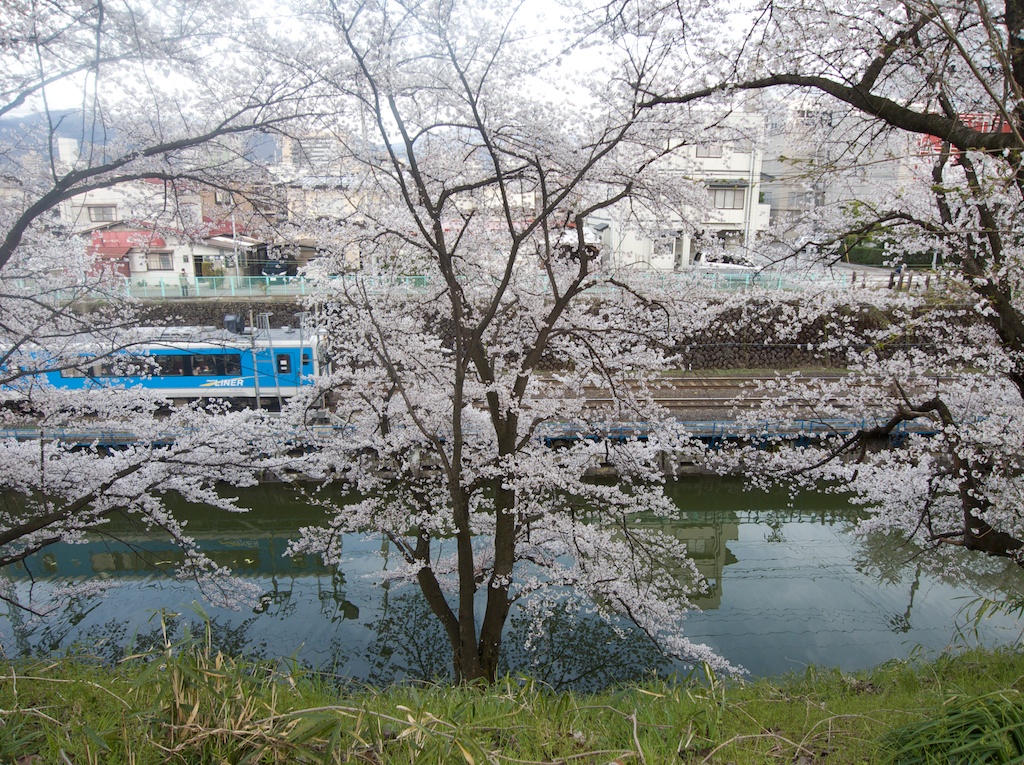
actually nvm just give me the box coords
[138,298,309,331]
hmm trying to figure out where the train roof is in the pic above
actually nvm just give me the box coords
[133,325,318,348]
[23,325,320,354]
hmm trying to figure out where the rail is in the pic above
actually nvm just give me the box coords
[122,271,850,300]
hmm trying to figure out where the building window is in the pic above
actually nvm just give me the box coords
[695,144,724,158]
[797,109,833,127]
[711,187,745,209]
[787,191,815,210]
[88,205,117,222]
[146,251,174,270]
[652,233,674,257]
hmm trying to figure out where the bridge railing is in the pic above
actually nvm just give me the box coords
[122,274,438,299]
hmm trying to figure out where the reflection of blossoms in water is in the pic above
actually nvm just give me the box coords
[6,577,121,628]
[353,588,674,691]
[359,589,452,686]
[854,526,1024,593]
[505,597,673,692]
[4,479,1024,682]
[107,610,268,665]
[5,597,269,667]
[852,527,1024,640]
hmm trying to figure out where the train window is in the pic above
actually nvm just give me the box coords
[152,353,243,377]
[276,354,292,374]
[221,354,241,375]
[192,357,214,376]
[195,354,242,376]
[60,366,88,378]
[154,355,189,376]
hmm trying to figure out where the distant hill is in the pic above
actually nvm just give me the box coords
[0,109,89,139]
[0,109,279,162]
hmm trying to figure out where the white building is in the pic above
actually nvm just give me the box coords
[59,178,205,235]
[760,101,921,231]
[590,113,772,270]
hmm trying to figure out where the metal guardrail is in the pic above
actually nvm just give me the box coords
[620,269,852,292]
[127,276,314,299]
[0,428,177,446]
[3,269,858,303]
[2,416,940,453]
[123,274,434,299]
[120,270,851,300]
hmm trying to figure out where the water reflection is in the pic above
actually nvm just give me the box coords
[635,513,738,609]
[1,478,1022,687]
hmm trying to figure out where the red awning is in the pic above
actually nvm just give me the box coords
[91,245,132,258]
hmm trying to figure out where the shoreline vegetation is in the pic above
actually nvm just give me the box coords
[2,637,1023,763]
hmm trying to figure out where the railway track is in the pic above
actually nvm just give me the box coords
[324,373,965,417]
[548,373,962,416]
[549,374,853,415]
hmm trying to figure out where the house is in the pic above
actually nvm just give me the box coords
[56,135,280,285]
[83,221,266,287]
[58,173,272,286]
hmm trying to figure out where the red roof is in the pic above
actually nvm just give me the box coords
[202,217,254,237]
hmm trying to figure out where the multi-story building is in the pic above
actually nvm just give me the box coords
[589,113,771,270]
[760,101,921,234]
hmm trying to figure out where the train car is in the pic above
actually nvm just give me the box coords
[32,322,324,404]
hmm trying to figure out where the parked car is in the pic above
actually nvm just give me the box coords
[261,260,290,277]
[261,260,295,284]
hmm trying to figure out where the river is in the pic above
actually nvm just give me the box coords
[1,477,1021,689]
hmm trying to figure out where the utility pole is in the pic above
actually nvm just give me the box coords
[249,309,261,409]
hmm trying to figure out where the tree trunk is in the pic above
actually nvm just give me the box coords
[453,487,485,682]
[477,480,516,681]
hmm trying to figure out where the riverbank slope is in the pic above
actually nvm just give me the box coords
[3,644,1022,763]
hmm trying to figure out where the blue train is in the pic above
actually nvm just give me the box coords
[19,320,324,404]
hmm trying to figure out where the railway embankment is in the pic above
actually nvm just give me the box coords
[138,295,947,375]
[8,641,1022,763]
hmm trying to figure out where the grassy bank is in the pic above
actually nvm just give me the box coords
[2,639,1023,764]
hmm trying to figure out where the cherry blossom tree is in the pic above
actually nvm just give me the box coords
[636,0,1024,568]
[0,0,320,613]
[279,0,741,682]
[0,0,318,270]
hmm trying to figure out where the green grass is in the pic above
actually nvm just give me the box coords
[879,690,1024,764]
[1,638,1024,764]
